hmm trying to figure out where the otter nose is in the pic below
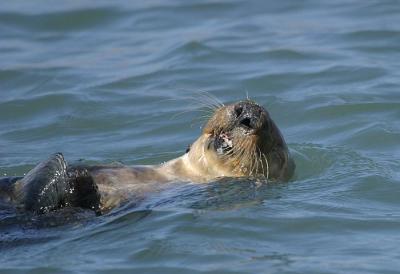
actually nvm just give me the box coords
[234,102,262,130]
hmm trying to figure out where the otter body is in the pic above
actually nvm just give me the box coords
[0,100,294,214]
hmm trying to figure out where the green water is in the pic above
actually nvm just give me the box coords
[1,1,400,273]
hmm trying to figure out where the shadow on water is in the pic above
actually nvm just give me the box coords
[0,175,289,250]
[0,206,96,250]
[0,142,367,244]
[188,178,285,210]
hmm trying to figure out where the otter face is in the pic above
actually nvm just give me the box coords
[187,100,289,179]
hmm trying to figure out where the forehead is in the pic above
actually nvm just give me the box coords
[211,100,268,116]
[227,100,267,113]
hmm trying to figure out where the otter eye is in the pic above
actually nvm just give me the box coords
[234,105,243,117]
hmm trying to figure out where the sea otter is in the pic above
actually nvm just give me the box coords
[0,100,294,214]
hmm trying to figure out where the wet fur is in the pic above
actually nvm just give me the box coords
[1,99,294,214]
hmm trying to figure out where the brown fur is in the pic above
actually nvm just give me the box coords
[2,100,294,213]
[87,100,294,211]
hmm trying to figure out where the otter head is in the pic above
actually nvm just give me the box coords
[186,100,290,180]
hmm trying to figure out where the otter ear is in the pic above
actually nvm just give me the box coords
[185,144,191,153]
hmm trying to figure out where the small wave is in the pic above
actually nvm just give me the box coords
[244,65,387,93]
[0,7,125,32]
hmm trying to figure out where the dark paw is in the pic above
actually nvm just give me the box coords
[67,167,101,214]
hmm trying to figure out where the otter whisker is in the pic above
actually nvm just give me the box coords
[195,89,225,108]
[167,92,220,112]
[257,147,264,175]
[189,112,215,128]
[262,154,270,180]
[169,100,217,126]
[283,149,290,171]
[225,139,246,172]
[245,138,257,176]
[245,89,250,101]
[257,147,265,177]
[155,97,214,111]
[239,143,250,174]
[176,88,223,110]
[249,150,256,176]
[223,142,242,164]
[188,98,219,112]
[246,143,254,175]
[236,138,253,176]
[240,139,257,176]
[188,88,225,108]
[170,107,213,120]
[251,146,258,176]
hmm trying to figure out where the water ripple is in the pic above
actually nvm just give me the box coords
[1,1,400,273]
[0,7,124,32]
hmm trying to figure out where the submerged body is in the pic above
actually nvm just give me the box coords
[0,100,294,214]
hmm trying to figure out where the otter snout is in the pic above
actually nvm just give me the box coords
[233,101,267,132]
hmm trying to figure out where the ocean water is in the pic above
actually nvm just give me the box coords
[1,1,400,273]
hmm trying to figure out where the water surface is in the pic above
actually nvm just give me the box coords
[1,1,400,273]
